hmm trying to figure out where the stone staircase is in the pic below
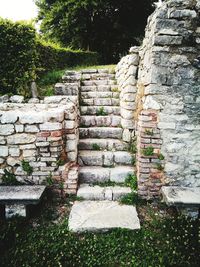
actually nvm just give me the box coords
[67,69,140,232]
[78,69,134,188]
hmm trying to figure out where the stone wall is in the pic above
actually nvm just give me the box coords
[115,48,139,142]
[135,0,200,198]
[0,96,79,195]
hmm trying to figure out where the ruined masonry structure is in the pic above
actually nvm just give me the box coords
[0,0,200,201]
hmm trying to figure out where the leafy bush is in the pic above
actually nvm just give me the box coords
[0,19,37,95]
[1,169,22,186]
[36,40,99,76]
[0,19,99,95]
[125,174,137,190]
[21,160,33,175]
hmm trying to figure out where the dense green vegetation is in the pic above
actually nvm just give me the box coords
[0,19,98,95]
[35,0,154,63]
[0,198,199,267]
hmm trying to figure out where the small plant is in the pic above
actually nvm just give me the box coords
[158,153,165,160]
[96,107,108,116]
[92,143,101,150]
[2,169,22,186]
[145,129,154,136]
[129,142,137,154]
[56,159,65,167]
[142,146,154,156]
[44,87,54,96]
[92,180,124,187]
[21,160,33,175]
[131,156,136,166]
[120,192,146,205]
[156,163,164,171]
[46,173,54,186]
[125,174,137,191]
[111,87,119,92]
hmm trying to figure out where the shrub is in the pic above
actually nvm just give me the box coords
[0,19,37,95]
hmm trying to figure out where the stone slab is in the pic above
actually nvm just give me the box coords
[0,185,46,205]
[68,200,140,232]
[77,184,131,201]
[161,186,200,207]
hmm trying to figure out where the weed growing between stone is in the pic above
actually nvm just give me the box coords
[0,198,199,267]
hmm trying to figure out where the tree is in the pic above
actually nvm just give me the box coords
[35,0,154,63]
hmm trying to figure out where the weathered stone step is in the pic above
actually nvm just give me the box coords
[77,184,131,201]
[81,97,120,106]
[78,151,133,167]
[81,84,117,92]
[80,116,121,127]
[81,91,119,99]
[78,138,129,151]
[80,106,120,116]
[79,127,123,139]
[79,166,134,183]
[68,200,140,232]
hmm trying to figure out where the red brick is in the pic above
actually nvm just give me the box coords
[37,131,50,137]
[51,130,63,137]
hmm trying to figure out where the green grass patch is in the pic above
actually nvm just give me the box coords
[0,209,199,267]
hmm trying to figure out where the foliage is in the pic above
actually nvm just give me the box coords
[119,192,145,206]
[21,160,33,175]
[96,107,108,116]
[1,212,199,267]
[92,143,101,151]
[125,174,137,191]
[142,146,154,156]
[156,163,164,171]
[0,19,37,95]
[158,153,165,160]
[1,170,22,186]
[145,128,154,136]
[36,39,99,76]
[35,0,154,63]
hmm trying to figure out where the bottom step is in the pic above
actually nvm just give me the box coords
[77,184,131,201]
[68,200,140,232]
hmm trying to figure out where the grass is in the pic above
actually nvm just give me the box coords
[0,195,199,267]
[37,65,116,96]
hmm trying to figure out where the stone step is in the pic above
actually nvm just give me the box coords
[78,151,133,167]
[78,138,129,151]
[80,116,121,127]
[79,166,134,183]
[79,127,123,139]
[68,200,140,232]
[77,184,131,201]
[81,97,120,106]
[81,91,119,99]
[81,84,117,92]
[80,106,120,116]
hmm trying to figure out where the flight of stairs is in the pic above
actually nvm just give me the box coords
[67,68,140,232]
[77,69,134,199]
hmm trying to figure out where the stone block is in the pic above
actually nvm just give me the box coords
[7,134,36,144]
[0,124,14,135]
[0,146,8,157]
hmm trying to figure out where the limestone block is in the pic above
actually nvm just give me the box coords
[25,125,39,133]
[9,147,20,157]
[103,152,114,167]
[122,129,131,143]
[66,140,77,151]
[169,9,197,19]
[65,120,76,129]
[114,151,132,165]
[143,96,162,110]
[0,137,6,145]
[121,108,134,120]
[10,95,24,103]
[0,146,8,157]
[0,95,9,103]
[7,134,36,144]
[15,125,24,133]
[121,93,135,102]
[40,122,62,131]
[0,124,14,135]
[1,111,18,123]
[120,101,136,110]
[68,201,140,232]
[7,157,20,167]
[44,109,65,122]
[121,118,135,129]
[153,35,183,46]
[19,113,44,124]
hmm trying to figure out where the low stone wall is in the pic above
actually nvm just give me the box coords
[0,96,79,195]
[115,47,139,142]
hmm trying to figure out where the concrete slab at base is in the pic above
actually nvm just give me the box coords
[68,200,140,232]
[161,186,200,206]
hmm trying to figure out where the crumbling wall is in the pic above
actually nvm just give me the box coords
[0,96,79,195]
[136,0,200,198]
